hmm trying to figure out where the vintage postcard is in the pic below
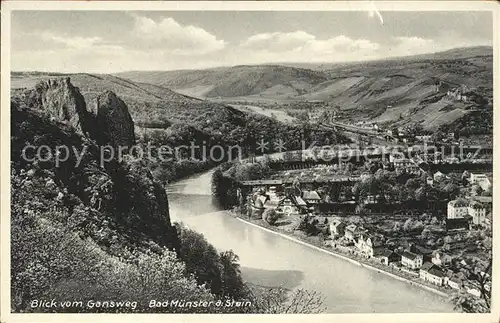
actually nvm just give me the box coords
[1,1,499,322]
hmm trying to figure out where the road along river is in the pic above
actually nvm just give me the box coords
[166,170,454,313]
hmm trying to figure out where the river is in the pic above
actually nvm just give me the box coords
[166,170,454,313]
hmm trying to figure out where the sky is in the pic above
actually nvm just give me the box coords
[11,10,493,73]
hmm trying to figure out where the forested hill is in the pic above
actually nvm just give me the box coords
[12,72,350,183]
[11,78,209,312]
[10,77,336,313]
[116,46,493,132]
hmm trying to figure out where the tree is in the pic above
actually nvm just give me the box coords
[392,221,402,232]
[262,209,280,225]
[403,218,413,231]
[292,178,301,196]
[421,228,431,239]
[176,223,224,296]
[219,250,246,299]
[248,287,325,314]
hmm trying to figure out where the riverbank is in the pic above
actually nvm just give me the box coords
[232,212,452,300]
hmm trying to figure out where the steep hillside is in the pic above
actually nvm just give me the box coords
[11,74,350,185]
[118,65,328,99]
[11,72,201,127]
[11,78,180,252]
[13,78,304,313]
[11,72,195,103]
[116,46,492,131]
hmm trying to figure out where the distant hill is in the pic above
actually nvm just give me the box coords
[11,72,211,128]
[117,65,328,99]
[11,71,198,103]
[116,46,493,130]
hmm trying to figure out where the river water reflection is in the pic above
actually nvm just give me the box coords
[167,171,454,313]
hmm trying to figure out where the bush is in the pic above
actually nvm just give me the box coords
[262,209,280,225]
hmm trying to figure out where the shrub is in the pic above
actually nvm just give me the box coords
[262,209,280,225]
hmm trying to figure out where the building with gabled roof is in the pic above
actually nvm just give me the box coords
[344,224,365,242]
[377,249,401,266]
[401,251,423,270]
[420,262,447,286]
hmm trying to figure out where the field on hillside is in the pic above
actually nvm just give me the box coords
[117,46,493,131]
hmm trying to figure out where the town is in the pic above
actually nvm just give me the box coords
[215,125,492,311]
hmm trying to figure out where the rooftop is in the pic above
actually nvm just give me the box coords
[428,266,446,278]
[449,198,468,208]
[421,262,434,272]
[469,200,485,209]
[381,249,396,258]
[302,190,322,200]
[401,251,420,261]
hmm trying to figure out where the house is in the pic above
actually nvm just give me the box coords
[470,173,492,191]
[251,192,269,218]
[416,135,432,142]
[446,217,471,231]
[377,249,401,266]
[432,251,452,267]
[410,244,434,263]
[448,276,463,290]
[433,171,447,181]
[344,224,365,242]
[301,190,322,205]
[419,262,447,286]
[356,234,385,257]
[447,199,469,219]
[465,281,482,298]
[329,219,346,237]
[448,198,486,225]
[392,157,418,172]
[468,200,486,225]
[275,194,307,216]
[401,251,423,270]
[363,194,380,204]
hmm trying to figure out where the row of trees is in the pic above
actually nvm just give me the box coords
[349,169,461,204]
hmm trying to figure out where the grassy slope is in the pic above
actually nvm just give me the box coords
[116,46,492,131]
[117,65,328,99]
[11,72,246,129]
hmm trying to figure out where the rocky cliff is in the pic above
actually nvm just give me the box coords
[11,78,179,253]
[21,77,92,135]
[89,90,136,148]
[17,77,136,149]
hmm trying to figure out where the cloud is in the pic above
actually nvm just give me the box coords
[238,31,380,63]
[40,32,103,50]
[131,15,226,54]
[241,31,315,52]
[390,36,436,55]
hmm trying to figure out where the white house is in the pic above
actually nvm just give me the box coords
[431,251,452,267]
[465,281,482,298]
[329,219,346,237]
[344,224,364,242]
[447,199,469,219]
[356,234,385,258]
[448,277,463,290]
[416,135,432,142]
[420,262,448,286]
[401,251,423,270]
[470,173,492,191]
[468,201,487,225]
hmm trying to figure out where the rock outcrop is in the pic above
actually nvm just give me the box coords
[21,78,136,149]
[88,90,136,148]
[11,78,179,253]
[23,77,92,135]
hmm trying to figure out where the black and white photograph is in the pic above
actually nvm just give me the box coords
[1,1,498,321]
